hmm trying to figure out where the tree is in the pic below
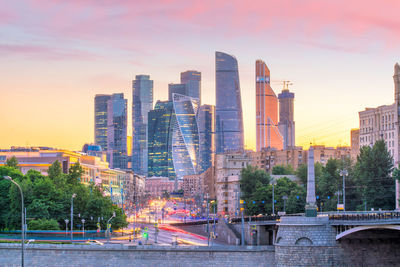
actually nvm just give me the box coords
[272,164,294,175]
[28,219,60,230]
[47,160,66,186]
[240,165,270,199]
[68,162,84,185]
[354,140,394,210]
[5,156,19,169]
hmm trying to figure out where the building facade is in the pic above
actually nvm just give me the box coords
[181,70,201,103]
[198,104,215,173]
[94,94,112,151]
[249,146,351,174]
[145,176,182,197]
[107,93,128,169]
[359,104,396,157]
[256,60,283,151]
[168,83,187,102]
[350,128,360,161]
[215,152,251,215]
[147,101,176,179]
[215,51,244,153]
[132,75,153,176]
[183,167,215,200]
[278,88,295,150]
[172,93,200,180]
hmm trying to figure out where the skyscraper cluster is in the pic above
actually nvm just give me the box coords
[94,52,294,181]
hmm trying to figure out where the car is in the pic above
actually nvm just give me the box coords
[85,240,104,245]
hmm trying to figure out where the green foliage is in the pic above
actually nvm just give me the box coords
[353,140,394,210]
[272,165,294,175]
[240,166,305,215]
[68,162,84,185]
[5,156,19,169]
[28,219,60,230]
[0,162,128,231]
[240,165,270,199]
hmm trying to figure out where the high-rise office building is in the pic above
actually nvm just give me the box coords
[181,70,201,104]
[132,75,153,175]
[198,104,215,173]
[147,101,176,179]
[172,93,200,180]
[394,62,400,209]
[215,51,244,153]
[256,60,283,151]
[278,87,295,149]
[107,93,128,169]
[94,94,112,151]
[168,83,187,102]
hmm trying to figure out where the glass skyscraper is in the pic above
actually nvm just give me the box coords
[181,70,201,104]
[215,51,244,153]
[168,83,187,102]
[107,93,128,169]
[94,94,111,151]
[147,101,176,179]
[172,93,200,179]
[198,104,215,173]
[132,75,153,175]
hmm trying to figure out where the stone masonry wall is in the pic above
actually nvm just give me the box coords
[0,243,276,267]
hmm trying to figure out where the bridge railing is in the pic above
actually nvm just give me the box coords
[229,215,280,223]
[328,211,400,221]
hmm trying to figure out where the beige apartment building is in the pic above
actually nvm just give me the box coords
[145,176,182,198]
[350,128,360,161]
[215,151,251,215]
[183,167,215,200]
[249,146,351,174]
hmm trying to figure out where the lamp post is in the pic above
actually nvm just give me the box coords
[3,176,24,267]
[107,212,116,243]
[71,193,76,241]
[81,219,85,237]
[282,195,288,213]
[64,219,69,236]
[272,182,276,215]
[340,169,348,212]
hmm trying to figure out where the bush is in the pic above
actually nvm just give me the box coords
[28,219,60,230]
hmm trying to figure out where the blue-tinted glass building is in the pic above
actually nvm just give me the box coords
[107,93,128,169]
[147,101,176,179]
[94,94,111,151]
[198,104,215,173]
[215,51,244,153]
[181,70,201,104]
[168,83,187,102]
[132,75,153,175]
[172,93,200,179]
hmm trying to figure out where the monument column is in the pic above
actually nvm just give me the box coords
[305,146,317,217]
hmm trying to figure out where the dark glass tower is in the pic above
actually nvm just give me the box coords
[181,70,201,104]
[168,84,187,102]
[107,93,128,169]
[215,51,244,153]
[198,104,215,173]
[94,94,111,151]
[132,75,153,175]
[147,101,176,179]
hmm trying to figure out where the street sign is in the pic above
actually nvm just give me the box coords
[251,225,256,230]
[154,223,158,228]
[144,227,148,232]
[240,199,244,204]
[337,204,344,210]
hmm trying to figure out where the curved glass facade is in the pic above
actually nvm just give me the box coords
[172,93,200,179]
[215,51,244,153]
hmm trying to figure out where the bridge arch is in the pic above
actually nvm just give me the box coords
[336,225,400,240]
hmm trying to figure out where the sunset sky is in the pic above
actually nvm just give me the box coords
[1,0,400,151]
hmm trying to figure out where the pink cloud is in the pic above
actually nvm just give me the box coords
[0,43,101,60]
[5,0,400,53]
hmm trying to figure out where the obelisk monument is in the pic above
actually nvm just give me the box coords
[305,146,317,217]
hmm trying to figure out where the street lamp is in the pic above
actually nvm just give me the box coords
[81,219,85,237]
[107,212,116,243]
[3,176,24,267]
[282,195,288,213]
[71,193,76,241]
[64,219,69,235]
[340,169,348,211]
